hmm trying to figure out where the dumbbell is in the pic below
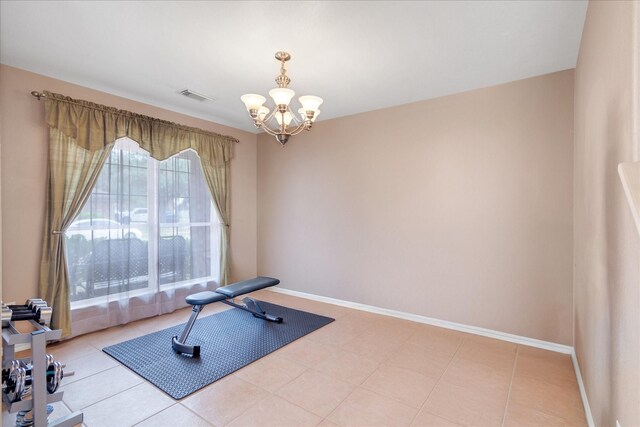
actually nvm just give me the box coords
[2,299,53,327]
[1,302,12,327]
[2,355,71,402]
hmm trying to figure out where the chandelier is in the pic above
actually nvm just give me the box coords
[241,51,323,146]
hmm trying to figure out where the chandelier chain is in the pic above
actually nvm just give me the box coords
[275,58,290,88]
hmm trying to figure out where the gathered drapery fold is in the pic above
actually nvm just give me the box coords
[39,130,114,337]
[39,91,236,337]
[43,91,236,163]
[201,160,231,286]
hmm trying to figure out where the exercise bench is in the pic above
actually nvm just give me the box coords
[171,276,281,357]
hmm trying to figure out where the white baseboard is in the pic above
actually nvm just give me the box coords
[270,287,573,354]
[271,287,595,423]
[571,349,595,427]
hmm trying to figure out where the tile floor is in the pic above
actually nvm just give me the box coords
[2,290,587,427]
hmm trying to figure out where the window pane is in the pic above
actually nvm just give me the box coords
[66,138,220,305]
[158,150,211,225]
[159,226,211,285]
[67,139,151,302]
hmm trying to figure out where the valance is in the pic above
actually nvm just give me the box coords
[43,91,237,165]
[40,91,235,337]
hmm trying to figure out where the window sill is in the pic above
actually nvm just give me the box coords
[70,276,217,310]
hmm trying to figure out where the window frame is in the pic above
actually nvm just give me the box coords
[68,139,221,309]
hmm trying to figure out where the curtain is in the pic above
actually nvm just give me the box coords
[39,129,113,337]
[39,91,236,337]
[201,161,231,286]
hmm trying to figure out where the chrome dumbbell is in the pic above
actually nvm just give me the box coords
[26,299,52,326]
[2,360,30,403]
[2,355,71,402]
[1,302,12,327]
[2,299,53,327]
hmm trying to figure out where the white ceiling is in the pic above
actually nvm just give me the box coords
[0,1,587,133]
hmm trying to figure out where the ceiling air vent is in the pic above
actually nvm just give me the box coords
[180,89,214,102]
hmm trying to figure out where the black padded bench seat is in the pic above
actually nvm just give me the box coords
[185,291,226,306]
[215,276,280,298]
[172,276,281,357]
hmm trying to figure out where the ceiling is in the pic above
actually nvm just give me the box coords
[0,1,587,133]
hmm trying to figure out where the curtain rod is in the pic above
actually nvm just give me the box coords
[30,90,240,143]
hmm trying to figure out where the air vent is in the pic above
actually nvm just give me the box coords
[180,89,214,102]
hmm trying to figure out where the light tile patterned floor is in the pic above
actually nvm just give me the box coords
[2,290,587,427]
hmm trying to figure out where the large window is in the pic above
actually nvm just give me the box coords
[65,138,221,305]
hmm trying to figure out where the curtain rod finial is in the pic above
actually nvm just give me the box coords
[31,91,45,100]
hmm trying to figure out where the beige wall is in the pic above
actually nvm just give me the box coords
[0,65,258,304]
[574,1,640,426]
[258,70,574,345]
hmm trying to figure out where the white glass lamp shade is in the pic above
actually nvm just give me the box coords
[275,111,293,126]
[299,95,323,113]
[257,106,270,121]
[298,108,320,122]
[269,88,295,106]
[241,94,266,111]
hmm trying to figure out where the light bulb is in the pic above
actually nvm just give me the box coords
[299,95,323,112]
[275,111,293,126]
[269,88,295,106]
[240,94,266,111]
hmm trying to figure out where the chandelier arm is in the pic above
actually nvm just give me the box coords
[289,122,308,136]
[264,107,277,123]
[260,125,280,137]
[289,111,302,126]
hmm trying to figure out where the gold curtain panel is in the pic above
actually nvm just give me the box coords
[43,91,237,165]
[39,91,235,337]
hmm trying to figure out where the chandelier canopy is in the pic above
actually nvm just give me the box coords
[241,52,323,146]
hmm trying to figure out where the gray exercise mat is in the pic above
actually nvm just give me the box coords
[102,301,334,399]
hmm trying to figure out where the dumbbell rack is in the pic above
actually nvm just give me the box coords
[2,319,83,427]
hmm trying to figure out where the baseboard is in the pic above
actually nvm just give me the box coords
[571,349,596,427]
[270,287,597,422]
[270,287,573,354]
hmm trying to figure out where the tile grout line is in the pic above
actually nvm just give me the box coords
[406,334,466,427]
[249,364,357,427]
[178,402,216,426]
[70,381,146,414]
[320,379,360,425]
[346,326,452,412]
[221,390,271,426]
[129,401,214,427]
[314,353,385,424]
[314,324,416,426]
[500,345,520,427]
[130,402,180,427]
[218,375,287,427]
[60,362,123,388]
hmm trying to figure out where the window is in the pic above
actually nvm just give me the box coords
[65,138,221,304]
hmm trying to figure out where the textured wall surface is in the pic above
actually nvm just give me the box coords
[258,70,574,344]
[573,1,640,426]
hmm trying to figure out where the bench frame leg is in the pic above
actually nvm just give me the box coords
[171,305,203,357]
[222,297,283,323]
[172,297,283,358]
